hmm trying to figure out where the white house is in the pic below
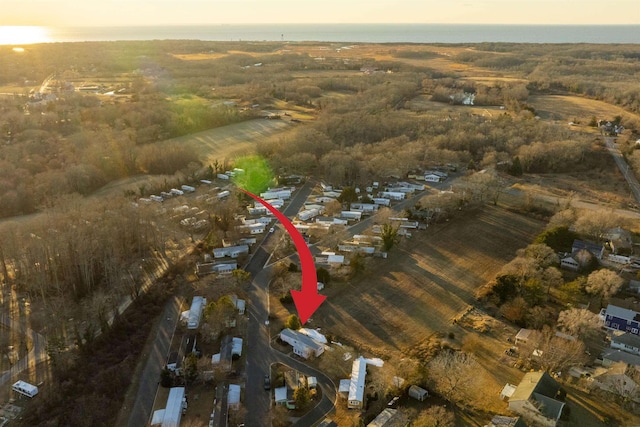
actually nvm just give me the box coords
[279,328,325,359]
[213,245,249,258]
[425,174,441,182]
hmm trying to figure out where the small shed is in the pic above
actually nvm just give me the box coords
[274,386,288,405]
[408,385,428,401]
[514,328,533,345]
[228,384,241,410]
[500,383,517,400]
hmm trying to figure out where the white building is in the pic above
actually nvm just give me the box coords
[279,328,325,359]
[372,198,391,206]
[348,356,367,409]
[213,245,249,258]
[260,190,291,200]
[12,380,38,398]
[187,296,206,329]
[341,211,363,221]
[379,192,405,200]
[155,387,186,427]
[228,384,241,410]
[236,223,266,234]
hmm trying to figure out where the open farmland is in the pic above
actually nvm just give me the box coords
[315,205,545,357]
[529,94,640,125]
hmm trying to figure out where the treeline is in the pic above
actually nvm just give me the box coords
[0,195,180,340]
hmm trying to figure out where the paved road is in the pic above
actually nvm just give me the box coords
[603,136,640,204]
[123,296,182,427]
[244,180,316,427]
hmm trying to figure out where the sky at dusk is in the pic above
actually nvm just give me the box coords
[2,0,640,26]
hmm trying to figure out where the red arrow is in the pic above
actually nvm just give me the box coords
[240,189,326,324]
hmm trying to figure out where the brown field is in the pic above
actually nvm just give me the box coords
[530,94,640,125]
[313,204,545,357]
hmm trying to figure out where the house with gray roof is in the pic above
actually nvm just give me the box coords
[611,332,640,356]
[602,348,640,367]
[571,239,604,260]
[487,415,527,427]
[508,371,565,427]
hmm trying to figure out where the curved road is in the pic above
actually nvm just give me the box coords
[244,180,339,427]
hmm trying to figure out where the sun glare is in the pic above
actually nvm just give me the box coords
[0,26,50,45]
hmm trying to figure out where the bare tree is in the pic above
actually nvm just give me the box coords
[586,269,624,306]
[412,406,455,427]
[427,350,482,403]
[557,308,602,339]
[574,210,621,242]
[518,243,558,269]
[520,326,588,373]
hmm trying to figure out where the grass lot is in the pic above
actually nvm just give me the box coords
[314,204,545,357]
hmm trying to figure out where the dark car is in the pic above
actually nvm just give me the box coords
[264,375,271,390]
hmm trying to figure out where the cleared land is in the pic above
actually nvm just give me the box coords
[530,94,640,125]
[314,204,544,356]
[93,118,293,198]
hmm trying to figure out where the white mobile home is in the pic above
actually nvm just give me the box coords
[379,192,405,200]
[12,380,38,398]
[341,211,363,221]
[372,198,391,206]
[348,356,367,409]
[187,296,206,329]
[424,174,441,182]
[350,203,378,214]
[181,185,196,193]
[280,328,325,359]
[217,173,230,180]
[213,245,249,259]
[162,387,186,427]
[260,190,291,200]
[236,223,266,234]
[217,190,230,198]
[299,208,324,221]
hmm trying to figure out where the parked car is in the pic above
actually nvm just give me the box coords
[264,375,271,390]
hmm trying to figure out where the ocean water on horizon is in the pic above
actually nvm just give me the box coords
[2,23,640,45]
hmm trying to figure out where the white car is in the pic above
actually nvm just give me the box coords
[269,227,275,233]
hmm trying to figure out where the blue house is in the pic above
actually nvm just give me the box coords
[604,305,640,335]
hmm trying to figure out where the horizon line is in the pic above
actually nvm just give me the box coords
[3,22,640,28]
